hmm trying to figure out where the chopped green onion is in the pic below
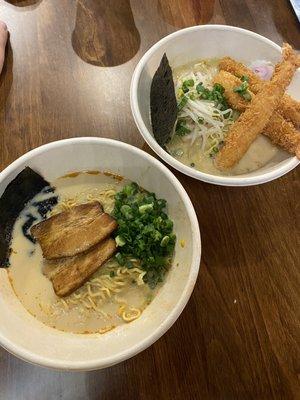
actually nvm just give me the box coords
[196,83,210,99]
[115,252,125,265]
[233,79,251,101]
[121,204,132,219]
[160,236,170,247]
[233,81,249,93]
[175,120,191,136]
[196,83,227,110]
[115,235,126,247]
[210,147,219,157]
[213,83,225,94]
[139,203,154,214]
[177,95,188,111]
[112,183,176,288]
[182,79,194,93]
[196,83,205,93]
[177,88,184,98]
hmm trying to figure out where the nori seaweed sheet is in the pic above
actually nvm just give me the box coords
[150,53,177,146]
[33,196,58,219]
[22,214,38,243]
[0,167,51,267]
[21,196,58,243]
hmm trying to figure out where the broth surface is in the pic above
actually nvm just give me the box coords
[167,133,279,175]
[8,172,156,334]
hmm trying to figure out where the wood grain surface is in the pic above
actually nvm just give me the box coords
[0,0,299,399]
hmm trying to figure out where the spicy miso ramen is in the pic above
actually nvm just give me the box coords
[6,170,176,334]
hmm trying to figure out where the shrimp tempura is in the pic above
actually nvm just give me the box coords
[215,44,299,170]
[219,56,300,127]
[213,70,300,158]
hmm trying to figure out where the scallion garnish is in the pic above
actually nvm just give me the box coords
[175,120,191,136]
[182,79,194,93]
[233,78,252,101]
[177,95,188,111]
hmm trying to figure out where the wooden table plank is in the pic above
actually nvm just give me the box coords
[0,0,299,399]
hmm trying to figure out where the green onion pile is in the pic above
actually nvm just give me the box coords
[113,183,176,289]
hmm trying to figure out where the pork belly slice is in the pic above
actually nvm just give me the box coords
[31,201,117,259]
[50,238,116,297]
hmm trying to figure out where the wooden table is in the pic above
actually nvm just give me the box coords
[0,1,299,399]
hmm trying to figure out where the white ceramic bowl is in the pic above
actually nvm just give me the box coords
[0,138,200,370]
[131,25,300,186]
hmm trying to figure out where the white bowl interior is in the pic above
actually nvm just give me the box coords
[0,138,200,370]
[132,26,299,185]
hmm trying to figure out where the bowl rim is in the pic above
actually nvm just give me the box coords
[130,24,299,186]
[0,137,201,371]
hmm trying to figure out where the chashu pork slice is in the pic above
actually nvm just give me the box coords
[31,201,117,259]
[49,238,116,297]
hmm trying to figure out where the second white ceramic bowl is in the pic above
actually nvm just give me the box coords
[130,25,300,186]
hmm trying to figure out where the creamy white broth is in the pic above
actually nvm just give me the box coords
[166,58,282,176]
[8,172,156,334]
[167,133,279,176]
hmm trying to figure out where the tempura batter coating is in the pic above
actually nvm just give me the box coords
[215,44,299,170]
[280,96,300,128]
[213,70,300,157]
[219,56,264,93]
[219,56,300,127]
[264,113,300,158]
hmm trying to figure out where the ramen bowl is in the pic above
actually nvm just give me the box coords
[0,138,200,370]
[130,25,300,186]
